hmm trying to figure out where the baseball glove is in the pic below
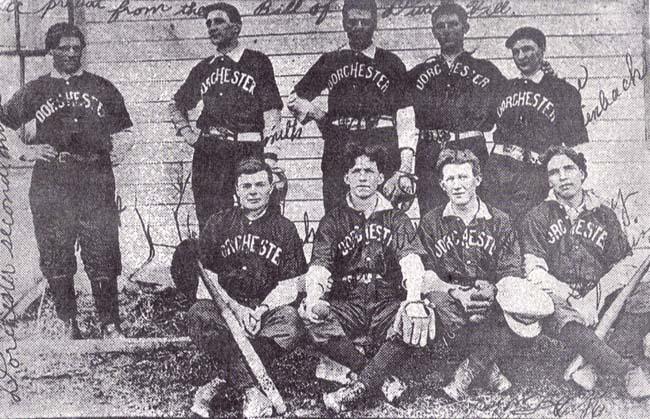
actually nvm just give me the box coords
[389,299,436,347]
[170,238,200,303]
[467,280,497,323]
[382,171,418,211]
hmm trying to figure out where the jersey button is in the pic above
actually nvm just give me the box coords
[219,93,223,96]
[466,260,472,265]
[242,266,248,271]
[74,118,78,122]
[365,257,371,262]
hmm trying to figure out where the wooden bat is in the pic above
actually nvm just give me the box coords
[197,261,287,415]
[564,253,650,381]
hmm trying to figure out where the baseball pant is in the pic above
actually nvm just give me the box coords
[187,300,304,390]
[415,134,488,218]
[320,124,400,214]
[481,153,548,228]
[425,291,515,368]
[305,296,414,391]
[192,137,264,231]
[29,160,121,323]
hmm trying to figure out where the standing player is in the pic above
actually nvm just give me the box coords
[288,0,414,213]
[0,23,132,339]
[169,2,283,231]
[403,2,506,217]
[483,27,589,225]
[180,158,308,417]
[417,149,523,401]
[520,145,649,398]
[300,143,435,413]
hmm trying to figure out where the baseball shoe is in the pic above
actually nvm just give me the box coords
[625,366,650,399]
[571,364,598,391]
[484,362,512,394]
[323,380,367,413]
[101,323,125,339]
[190,377,225,418]
[242,387,273,418]
[442,358,480,402]
[381,375,407,404]
[315,354,354,385]
[61,318,82,340]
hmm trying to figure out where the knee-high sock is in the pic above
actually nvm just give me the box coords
[358,338,412,391]
[317,336,368,373]
[560,321,633,375]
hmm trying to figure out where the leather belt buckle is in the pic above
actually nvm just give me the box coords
[57,152,73,163]
[206,126,236,141]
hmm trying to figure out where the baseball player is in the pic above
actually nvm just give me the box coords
[520,145,649,398]
[417,148,523,401]
[0,23,132,339]
[288,0,416,213]
[169,2,283,231]
[176,158,308,417]
[402,2,506,217]
[482,27,589,226]
[299,143,435,413]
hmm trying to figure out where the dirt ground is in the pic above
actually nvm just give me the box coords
[2,287,649,418]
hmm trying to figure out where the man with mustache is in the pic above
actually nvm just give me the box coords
[288,0,414,213]
[482,27,589,226]
[169,2,284,231]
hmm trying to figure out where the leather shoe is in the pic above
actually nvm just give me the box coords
[63,318,82,340]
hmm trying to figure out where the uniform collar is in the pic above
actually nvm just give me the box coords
[210,43,245,64]
[442,198,493,221]
[346,43,377,59]
[346,191,392,216]
[441,50,464,66]
[546,189,602,217]
[520,69,544,83]
[50,67,84,80]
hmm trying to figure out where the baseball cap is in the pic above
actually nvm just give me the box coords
[505,27,546,50]
[496,276,554,338]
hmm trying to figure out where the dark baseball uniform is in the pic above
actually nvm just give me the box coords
[0,70,131,324]
[306,195,426,344]
[405,52,506,216]
[483,73,589,225]
[417,200,523,333]
[186,207,307,389]
[173,47,283,230]
[293,46,407,213]
[521,192,630,335]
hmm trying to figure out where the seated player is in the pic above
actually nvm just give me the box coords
[174,158,308,417]
[417,149,524,401]
[521,145,650,398]
[299,143,435,413]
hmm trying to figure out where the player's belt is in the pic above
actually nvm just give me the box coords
[492,143,541,165]
[203,126,262,142]
[56,151,102,164]
[418,129,483,146]
[330,115,394,130]
[341,272,383,284]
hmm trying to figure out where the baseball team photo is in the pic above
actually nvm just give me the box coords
[0,0,649,417]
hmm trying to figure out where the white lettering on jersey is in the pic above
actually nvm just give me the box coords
[415,62,491,90]
[35,91,105,123]
[200,67,256,96]
[337,223,393,257]
[326,62,390,94]
[220,233,282,265]
[496,90,556,122]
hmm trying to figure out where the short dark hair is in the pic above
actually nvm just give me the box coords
[343,143,387,174]
[542,145,588,178]
[235,157,273,184]
[45,23,86,52]
[431,2,468,27]
[203,2,242,25]
[506,27,546,50]
[342,0,378,22]
[436,148,481,179]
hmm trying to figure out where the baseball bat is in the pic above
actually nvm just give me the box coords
[197,261,287,415]
[564,253,650,381]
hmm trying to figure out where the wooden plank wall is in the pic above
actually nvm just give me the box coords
[1,0,648,289]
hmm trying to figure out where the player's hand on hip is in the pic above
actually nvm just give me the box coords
[20,144,57,162]
[181,128,200,148]
[247,305,269,336]
[392,299,435,347]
